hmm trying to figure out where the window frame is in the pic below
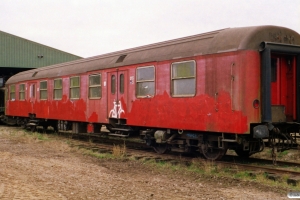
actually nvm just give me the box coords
[53,78,63,100]
[9,84,15,100]
[70,76,80,99]
[88,74,102,99]
[39,80,48,100]
[136,65,155,98]
[19,83,26,100]
[171,60,196,97]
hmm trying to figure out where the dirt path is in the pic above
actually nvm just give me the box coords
[0,127,289,199]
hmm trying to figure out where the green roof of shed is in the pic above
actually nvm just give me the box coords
[0,30,82,68]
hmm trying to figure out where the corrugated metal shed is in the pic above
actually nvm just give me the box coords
[0,30,82,68]
[0,30,83,114]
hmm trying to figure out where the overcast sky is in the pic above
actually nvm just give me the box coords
[1,0,299,58]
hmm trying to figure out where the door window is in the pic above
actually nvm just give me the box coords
[111,75,116,94]
[120,74,124,94]
[30,84,35,98]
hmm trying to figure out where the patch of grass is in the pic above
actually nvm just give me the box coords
[112,143,127,158]
[88,150,114,159]
[169,164,181,172]
[187,163,205,174]
[278,150,289,158]
[31,132,50,141]
[38,133,49,141]
[156,160,166,167]
[233,171,251,179]
[78,148,114,159]
[281,174,291,182]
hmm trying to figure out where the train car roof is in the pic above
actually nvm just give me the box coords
[6,25,300,84]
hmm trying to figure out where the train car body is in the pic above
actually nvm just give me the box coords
[4,26,300,160]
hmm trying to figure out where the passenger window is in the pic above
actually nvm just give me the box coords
[111,75,116,94]
[40,81,48,100]
[10,85,15,100]
[54,79,62,100]
[19,84,25,100]
[171,60,196,97]
[89,74,101,98]
[136,66,155,97]
[70,76,80,99]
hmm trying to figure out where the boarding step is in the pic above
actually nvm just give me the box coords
[27,123,37,126]
[110,128,132,132]
[27,120,39,126]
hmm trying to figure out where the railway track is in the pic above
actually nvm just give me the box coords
[52,129,300,185]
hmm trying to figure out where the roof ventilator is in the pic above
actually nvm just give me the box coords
[32,72,38,77]
[116,55,127,63]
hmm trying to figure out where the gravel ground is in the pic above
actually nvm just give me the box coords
[0,126,291,199]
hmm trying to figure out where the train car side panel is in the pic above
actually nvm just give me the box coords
[126,50,261,134]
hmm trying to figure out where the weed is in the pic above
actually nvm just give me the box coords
[281,174,290,182]
[201,160,216,173]
[81,149,113,159]
[233,171,251,179]
[187,163,205,174]
[170,164,181,172]
[31,132,50,141]
[112,143,127,158]
[156,160,166,167]
[278,150,289,158]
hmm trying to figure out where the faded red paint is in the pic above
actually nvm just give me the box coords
[5,50,261,134]
[88,112,98,122]
[127,91,248,133]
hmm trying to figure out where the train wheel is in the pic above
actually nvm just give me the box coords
[20,121,26,129]
[30,125,36,132]
[153,143,168,154]
[201,143,227,160]
[234,149,251,158]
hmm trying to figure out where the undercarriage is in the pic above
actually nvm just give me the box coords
[2,115,300,161]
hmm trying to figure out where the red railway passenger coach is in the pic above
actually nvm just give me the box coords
[4,26,300,160]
